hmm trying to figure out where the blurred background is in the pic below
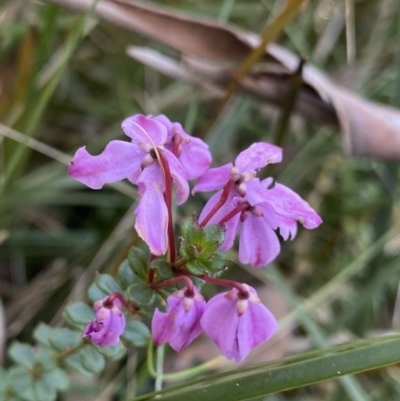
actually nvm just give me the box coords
[1,0,400,399]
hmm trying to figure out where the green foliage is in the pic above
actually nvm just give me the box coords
[127,275,156,308]
[128,246,150,281]
[122,320,151,348]
[179,216,228,275]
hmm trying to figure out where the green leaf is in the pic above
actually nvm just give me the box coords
[8,366,35,401]
[8,342,35,368]
[42,368,70,391]
[49,328,82,352]
[64,351,94,377]
[137,336,400,401]
[88,282,107,303]
[122,320,151,348]
[35,348,57,370]
[151,259,173,280]
[126,274,155,308]
[33,323,53,347]
[95,273,123,294]
[95,342,126,360]
[80,345,106,373]
[63,302,94,329]
[118,259,136,288]
[33,378,57,401]
[179,217,226,275]
[128,246,149,281]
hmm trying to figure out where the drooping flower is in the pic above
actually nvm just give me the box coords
[152,286,206,351]
[68,114,191,255]
[195,143,322,267]
[84,296,126,347]
[200,284,277,362]
[198,177,322,267]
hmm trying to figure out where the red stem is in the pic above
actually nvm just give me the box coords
[106,292,139,313]
[218,202,249,224]
[199,178,235,228]
[197,275,249,296]
[151,276,194,295]
[158,150,176,263]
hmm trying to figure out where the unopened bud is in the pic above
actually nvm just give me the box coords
[236,182,247,196]
[141,153,155,169]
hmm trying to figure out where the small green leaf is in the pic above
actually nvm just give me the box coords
[8,342,35,368]
[151,259,173,280]
[63,302,94,329]
[95,342,126,360]
[33,323,53,347]
[42,368,70,391]
[35,348,57,370]
[95,273,123,294]
[122,320,151,348]
[88,282,107,303]
[33,377,57,401]
[49,328,82,352]
[80,346,106,373]
[118,259,136,288]
[64,352,93,377]
[128,246,149,281]
[186,259,206,275]
[8,366,35,401]
[126,274,155,307]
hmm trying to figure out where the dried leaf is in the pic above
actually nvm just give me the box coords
[45,0,400,160]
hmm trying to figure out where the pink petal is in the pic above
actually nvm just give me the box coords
[192,163,233,194]
[178,138,212,180]
[200,293,239,360]
[135,169,168,255]
[235,142,282,173]
[164,149,189,205]
[68,141,144,189]
[239,214,281,267]
[152,114,173,137]
[245,179,269,205]
[122,114,167,145]
[262,180,322,229]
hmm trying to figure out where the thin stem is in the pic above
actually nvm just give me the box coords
[218,202,249,224]
[151,276,194,294]
[199,178,235,227]
[148,268,155,284]
[199,275,249,296]
[158,150,176,263]
[155,344,165,391]
[106,292,139,313]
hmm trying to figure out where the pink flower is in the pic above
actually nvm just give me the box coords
[200,284,277,362]
[68,114,194,255]
[84,296,126,347]
[195,142,322,267]
[152,286,206,351]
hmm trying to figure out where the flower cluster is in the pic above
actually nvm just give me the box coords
[70,114,322,362]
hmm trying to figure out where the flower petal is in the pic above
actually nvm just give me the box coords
[235,142,282,173]
[68,141,143,189]
[200,293,239,360]
[239,214,281,267]
[164,149,190,205]
[192,163,233,194]
[262,180,322,229]
[178,137,212,180]
[135,167,168,255]
[122,114,167,145]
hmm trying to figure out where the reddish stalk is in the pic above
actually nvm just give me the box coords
[151,276,194,295]
[158,150,176,263]
[199,178,235,227]
[218,202,249,224]
[198,275,249,297]
[105,292,140,313]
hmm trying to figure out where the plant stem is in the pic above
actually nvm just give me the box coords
[155,344,165,391]
[218,202,249,224]
[151,276,194,293]
[199,178,235,227]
